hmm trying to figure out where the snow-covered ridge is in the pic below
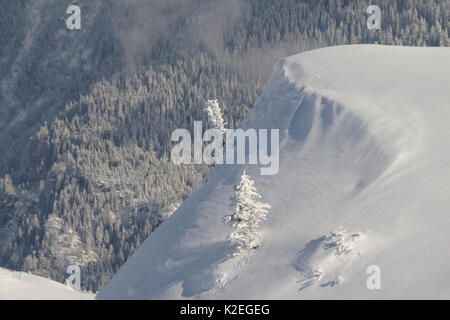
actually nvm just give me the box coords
[0,268,94,300]
[281,45,424,168]
[98,45,450,299]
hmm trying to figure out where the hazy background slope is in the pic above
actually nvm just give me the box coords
[0,0,448,292]
[99,45,450,299]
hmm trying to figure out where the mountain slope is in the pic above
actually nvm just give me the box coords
[0,268,94,300]
[98,45,450,299]
[1,1,447,292]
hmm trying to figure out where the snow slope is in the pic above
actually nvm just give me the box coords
[98,45,450,299]
[0,268,94,300]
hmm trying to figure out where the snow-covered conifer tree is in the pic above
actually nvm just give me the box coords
[226,171,271,254]
[204,99,226,133]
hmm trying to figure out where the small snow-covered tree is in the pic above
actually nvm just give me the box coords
[225,171,271,254]
[204,99,226,133]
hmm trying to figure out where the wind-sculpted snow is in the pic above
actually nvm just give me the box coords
[99,45,450,299]
[287,94,396,194]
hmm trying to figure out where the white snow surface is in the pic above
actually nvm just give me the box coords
[98,45,450,299]
[0,268,94,300]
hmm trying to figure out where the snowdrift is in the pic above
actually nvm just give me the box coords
[0,268,94,300]
[98,45,450,299]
